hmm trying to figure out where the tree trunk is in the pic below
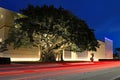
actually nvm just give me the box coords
[60,51,64,62]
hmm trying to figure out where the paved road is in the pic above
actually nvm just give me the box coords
[0,61,120,80]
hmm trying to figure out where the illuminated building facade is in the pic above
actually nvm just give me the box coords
[63,38,113,61]
[0,7,40,61]
[0,7,113,62]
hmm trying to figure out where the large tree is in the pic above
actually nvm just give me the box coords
[5,5,99,62]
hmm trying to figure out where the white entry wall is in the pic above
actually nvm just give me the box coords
[63,50,89,61]
[63,37,113,61]
[105,37,113,59]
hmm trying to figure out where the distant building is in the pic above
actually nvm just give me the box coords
[0,7,113,62]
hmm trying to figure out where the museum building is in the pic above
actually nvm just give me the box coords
[0,7,113,62]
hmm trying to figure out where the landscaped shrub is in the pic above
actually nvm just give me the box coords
[0,57,11,64]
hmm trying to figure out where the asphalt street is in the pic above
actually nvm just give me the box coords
[0,61,120,80]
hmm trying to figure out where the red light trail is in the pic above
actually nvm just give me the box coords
[0,61,120,80]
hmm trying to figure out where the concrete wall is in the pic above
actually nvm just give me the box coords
[63,50,88,61]
[0,7,40,62]
[0,7,15,41]
[1,47,40,61]
[105,37,113,59]
[63,41,106,61]
[88,40,105,61]
[0,7,14,27]
[63,39,113,61]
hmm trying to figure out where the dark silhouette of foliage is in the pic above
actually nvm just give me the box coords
[5,5,99,62]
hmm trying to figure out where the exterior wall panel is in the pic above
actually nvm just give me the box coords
[0,7,40,62]
[89,41,105,61]
[105,37,113,59]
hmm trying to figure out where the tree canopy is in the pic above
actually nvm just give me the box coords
[5,5,99,62]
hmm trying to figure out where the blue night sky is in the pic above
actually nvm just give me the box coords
[1,0,120,51]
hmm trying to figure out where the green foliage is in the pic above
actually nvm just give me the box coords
[0,42,8,52]
[5,5,99,62]
[5,26,32,48]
